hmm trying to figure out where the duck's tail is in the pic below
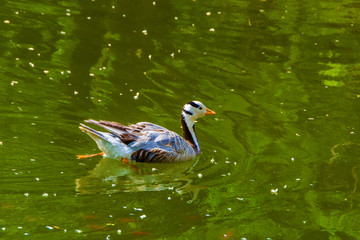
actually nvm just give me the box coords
[79,123,108,142]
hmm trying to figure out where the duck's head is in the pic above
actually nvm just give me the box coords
[182,101,216,120]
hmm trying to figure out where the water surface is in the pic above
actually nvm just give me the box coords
[1,0,360,239]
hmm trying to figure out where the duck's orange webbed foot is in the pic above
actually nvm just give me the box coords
[77,152,104,159]
[122,158,140,172]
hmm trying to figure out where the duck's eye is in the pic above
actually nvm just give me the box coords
[199,107,202,110]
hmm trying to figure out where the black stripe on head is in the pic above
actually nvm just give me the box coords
[182,109,193,115]
[187,101,199,108]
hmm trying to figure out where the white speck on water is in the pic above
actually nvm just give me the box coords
[271,188,278,195]
[117,229,122,235]
[4,20,10,24]
[209,28,215,32]
[134,208,143,211]
[140,215,146,219]
[206,12,211,16]
[29,62,35,67]
[198,173,203,178]
[45,226,53,230]
[134,92,139,100]
[1,228,5,231]
[42,193,49,197]
[75,229,82,233]
[24,193,29,197]
[291,157,295,162]
[296,178,301,181]
[35,178,40,181]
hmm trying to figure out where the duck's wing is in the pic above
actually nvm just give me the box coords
[127,122,196,160]
[130,122,170,131]
[129,127,190,154]
[84,120,191,152]
[129,130,195,162]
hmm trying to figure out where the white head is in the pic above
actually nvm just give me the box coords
[182,101,216,122]
[181,101,216,154]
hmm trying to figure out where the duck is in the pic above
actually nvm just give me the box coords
[77,101,216,163]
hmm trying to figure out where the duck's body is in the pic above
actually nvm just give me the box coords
[79,101,215,163]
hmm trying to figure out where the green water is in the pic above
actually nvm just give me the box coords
[1,0,360,239]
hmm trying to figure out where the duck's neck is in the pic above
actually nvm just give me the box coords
[181,113,200,154]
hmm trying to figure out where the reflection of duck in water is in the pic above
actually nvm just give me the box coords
[77,101,215,163]
[75,157,200,195]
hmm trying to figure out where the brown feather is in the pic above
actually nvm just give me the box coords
[120,133,138,145]
[131,149,172,163]
[97,120,129,131]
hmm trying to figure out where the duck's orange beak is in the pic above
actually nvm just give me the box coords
[205,108,216,115]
